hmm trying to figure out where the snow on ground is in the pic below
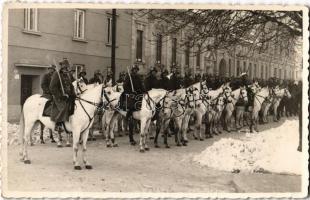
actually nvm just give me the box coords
[7,123,51,146]
[193,119,302,175]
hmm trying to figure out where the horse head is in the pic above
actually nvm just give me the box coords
[284,88,292,98]
[239,86,248,103]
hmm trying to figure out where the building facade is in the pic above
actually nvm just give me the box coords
[7,9,302,121]
[131,12,302,80]
[8,8,132,121]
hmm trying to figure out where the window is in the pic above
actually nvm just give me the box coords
[237,60,240,75]
[196,46,201,67]
[254,64,257,78]
[185,43,190,67]
[248,63,252,78]
[274,68,277,77]
[243,61,247,72]
[171,38,177,65]
[265,65,268,79]
[24,8,38,32]
[279,69,282,79]
[284,69,287,79]
[229,59,232,77]
[261,65,264,78]
[74,9,85,39]
[156,34,162,63]
[107,17,112,44]
[136,30,143,61]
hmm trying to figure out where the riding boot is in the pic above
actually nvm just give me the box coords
[128,116,136,145]
[55,122,64,132]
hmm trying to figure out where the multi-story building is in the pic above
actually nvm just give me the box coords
[131,11,302,80]
[7,8,302,121]
[8,8,132,121]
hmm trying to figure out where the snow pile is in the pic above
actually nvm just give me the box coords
[7,123,51,146]
[193,119,302,175]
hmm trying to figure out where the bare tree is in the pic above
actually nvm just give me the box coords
[135,9,302,59]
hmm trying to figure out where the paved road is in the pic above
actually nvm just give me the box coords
[7,118,301,193]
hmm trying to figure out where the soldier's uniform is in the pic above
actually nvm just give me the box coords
[183,72,195,88]
[49,59,76,131]
[122,66,145,115]
[145,68,164,91]
[41,65,56,99]
[169,67,181,90]
[78,70,88,84]
[89,70,103,84]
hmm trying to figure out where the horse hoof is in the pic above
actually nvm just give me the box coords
[40,141,45,144]
[85,165,93,170]
[149,136,155,140]
[51,140,56,143]
[74,166,82,170]
[182,142,187,146]
[145,147,150,151]
[176,143,182,147]
[139,149,145,153]
[30,143,34,146]
[200,138,204,141]
[24,160,31,164]
[92,138,97,141]
[66,144,71,147]
[165,145,170,149]
[57,144,63,148]
[113,143,118,147]
[130,141,137,146]
[194,137,198,140]
[106,144,112,148]
[154,144,160,148]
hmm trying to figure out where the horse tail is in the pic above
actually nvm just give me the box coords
[19,107,25,145]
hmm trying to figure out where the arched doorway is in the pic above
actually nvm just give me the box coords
[219,59,227,77]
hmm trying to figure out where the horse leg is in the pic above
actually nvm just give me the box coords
[49,129,56,143]
[21,122,35,164]
[196,113,203,141]
[139,118,147,152]
[181,115,190,145]
[40,121,45,144]
[154,118,162,148]
[174,118,182,146]
[65,132,71,147]
[57,131,63,148]
[163,119,170,148]
[81,129,92,169]
[128,116,136,145]
[144,119,151,151]
[72,128,81,170]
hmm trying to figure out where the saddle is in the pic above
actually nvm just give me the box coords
[42,95,75,117]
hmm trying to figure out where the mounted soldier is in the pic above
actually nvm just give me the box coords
[145,68,162,91]
[122,65,145,118]
[41,64,56,99]
[78,68,88,84]
[104,69,113,87]
[168,66,181,90]
[89,70,103,84]
[39,64,57,144]
[49,58,76,132]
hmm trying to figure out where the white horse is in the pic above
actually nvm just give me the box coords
[223,86,248,132]
[204,83,230,137]
[271,87,292,122]
[190,81,212,140]
[104,88,171,152]
[260,87,279,123]
[154,87,196,146]
[251,86,270,132]
[19,84,106,169]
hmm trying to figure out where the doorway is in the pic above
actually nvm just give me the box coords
[20,75,33,106]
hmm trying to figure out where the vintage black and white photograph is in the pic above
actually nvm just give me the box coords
[1,3,308,198]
